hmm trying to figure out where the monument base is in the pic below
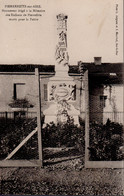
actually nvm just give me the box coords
[43,103,80,127]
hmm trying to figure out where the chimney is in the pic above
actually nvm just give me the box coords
[94,57,102,65]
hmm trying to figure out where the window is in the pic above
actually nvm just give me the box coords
[100,95,107,107]
[13,83,25,100]
[44,84,48,101]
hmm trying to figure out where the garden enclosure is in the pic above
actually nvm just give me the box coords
[0,68,123,168]
[0,68,43,167]
[85,70,124,168]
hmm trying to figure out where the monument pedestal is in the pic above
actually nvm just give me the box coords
[43,73,80,126]
[44,103,80,125]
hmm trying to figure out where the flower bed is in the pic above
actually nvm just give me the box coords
[0,117,123,161]
[89,119,124,161]
[0,118,38,160]
[42,119,85,151]
[0,118,85,160]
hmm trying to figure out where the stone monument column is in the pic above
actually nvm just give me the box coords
[43,14,80,126]
[55,14,69,77]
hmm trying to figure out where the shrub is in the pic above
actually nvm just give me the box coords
[0,118,38,159]
[89,119,124,161]
[42,118,85,151]
[8,98,34,108]
[0,117,85,159]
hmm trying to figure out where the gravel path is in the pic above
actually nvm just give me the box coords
[0,147,124,195]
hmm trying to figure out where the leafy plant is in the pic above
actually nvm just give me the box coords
[89,119,124,161]
[0,118,38,159]
[8,98,34,108]
[42,118,85,150]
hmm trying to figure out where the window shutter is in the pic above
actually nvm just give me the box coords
[44,84,48,101]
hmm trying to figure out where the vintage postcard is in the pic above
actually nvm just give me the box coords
[0,0,124,195]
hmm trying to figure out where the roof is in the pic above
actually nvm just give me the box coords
[83,62,123,74]
[0,63,123,84]
[0,64,55,72]
[0,63,123,74]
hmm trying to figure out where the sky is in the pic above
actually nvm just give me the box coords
[0,0,123,65]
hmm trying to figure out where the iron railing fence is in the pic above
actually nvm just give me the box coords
[0,111,123,124]
[0,111,37,121]
[90,111,124,124]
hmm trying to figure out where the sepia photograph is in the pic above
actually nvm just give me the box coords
[0,0,124,195]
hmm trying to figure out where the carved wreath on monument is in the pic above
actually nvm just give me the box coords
[49,83,76,101]
[57,100,71,123]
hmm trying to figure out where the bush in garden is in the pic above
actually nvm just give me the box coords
[42,118,85,151]
[0,118,38,159]
[8,98,34,108]
[1,116,123,161]
[88,119,124,161]
[0,116,85,159]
